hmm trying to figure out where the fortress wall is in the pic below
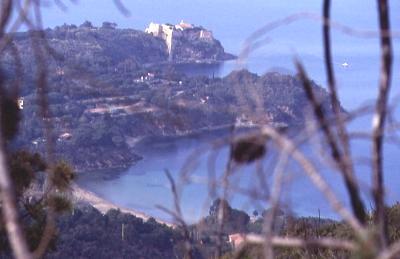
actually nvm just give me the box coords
[145,22,216,60]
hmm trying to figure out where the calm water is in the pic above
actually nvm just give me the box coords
[77,55,400,222]
[77,126,400,223]
[70,1,400,222]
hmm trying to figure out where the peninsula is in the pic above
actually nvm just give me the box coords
[3,22,336,172]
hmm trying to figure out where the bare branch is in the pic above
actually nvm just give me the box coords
[322,0,355,196]
[372,0,393,248]
[0,0,13,35]
[0,1,32,258]
[243,12,400,54]
[295,59,367,223]
[262,150,290,258]
[161,170,193,259]
[259,126,366,238]
[113,0,131,17]
[379,241,400,259]
[53,0,68,12]
[0,125,31,259]
[216,131,236,258]
[246,234,357,251]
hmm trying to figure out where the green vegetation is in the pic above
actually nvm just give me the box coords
[0,199,387,258]
[45,207,185,259]
[196,200,400,259]
[0,151,74,257]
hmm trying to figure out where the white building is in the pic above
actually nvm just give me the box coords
[175,20,194,30]
[145,21,214,60]
[17,98,24,110]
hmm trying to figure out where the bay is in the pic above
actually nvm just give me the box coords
[56,0,400,222]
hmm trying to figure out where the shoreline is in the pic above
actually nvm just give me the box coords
[70,126,239,226]
[74,122,290,174]
[144,55,237,68]
[74,123,258,173]
[71,183,175,228]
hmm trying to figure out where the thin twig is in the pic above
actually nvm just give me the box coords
[259,126,366,238]
[296,59,367,223]
[216,128,236,258]
[322,0,357,214]
[0,132,32,259]
[378,241,400,259]
[372,0,393,248]
[161,170,193,259]
[262,150,290,258]
[0,1,32,258]
[246,234,357,250]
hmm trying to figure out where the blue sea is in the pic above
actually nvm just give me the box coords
[44,0,400,222]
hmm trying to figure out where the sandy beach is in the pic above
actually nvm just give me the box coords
[71,183,175,227]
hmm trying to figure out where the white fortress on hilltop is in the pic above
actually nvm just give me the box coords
[145,20,214,60]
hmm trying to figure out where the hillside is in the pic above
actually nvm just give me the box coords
[4,21,234,78]
[2,22,337,172]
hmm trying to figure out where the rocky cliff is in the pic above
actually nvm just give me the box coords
[145,21,236,63]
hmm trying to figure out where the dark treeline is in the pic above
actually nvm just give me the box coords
[1,199,393,259]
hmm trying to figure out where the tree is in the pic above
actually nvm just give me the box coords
[253,210,259,218]
[80,21,93,28]
[0,1,75,258]
[102,22,117,30]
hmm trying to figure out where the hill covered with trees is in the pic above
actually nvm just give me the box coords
[2,22,337,172]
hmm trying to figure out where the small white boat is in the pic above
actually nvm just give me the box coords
[341,62,349,68]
